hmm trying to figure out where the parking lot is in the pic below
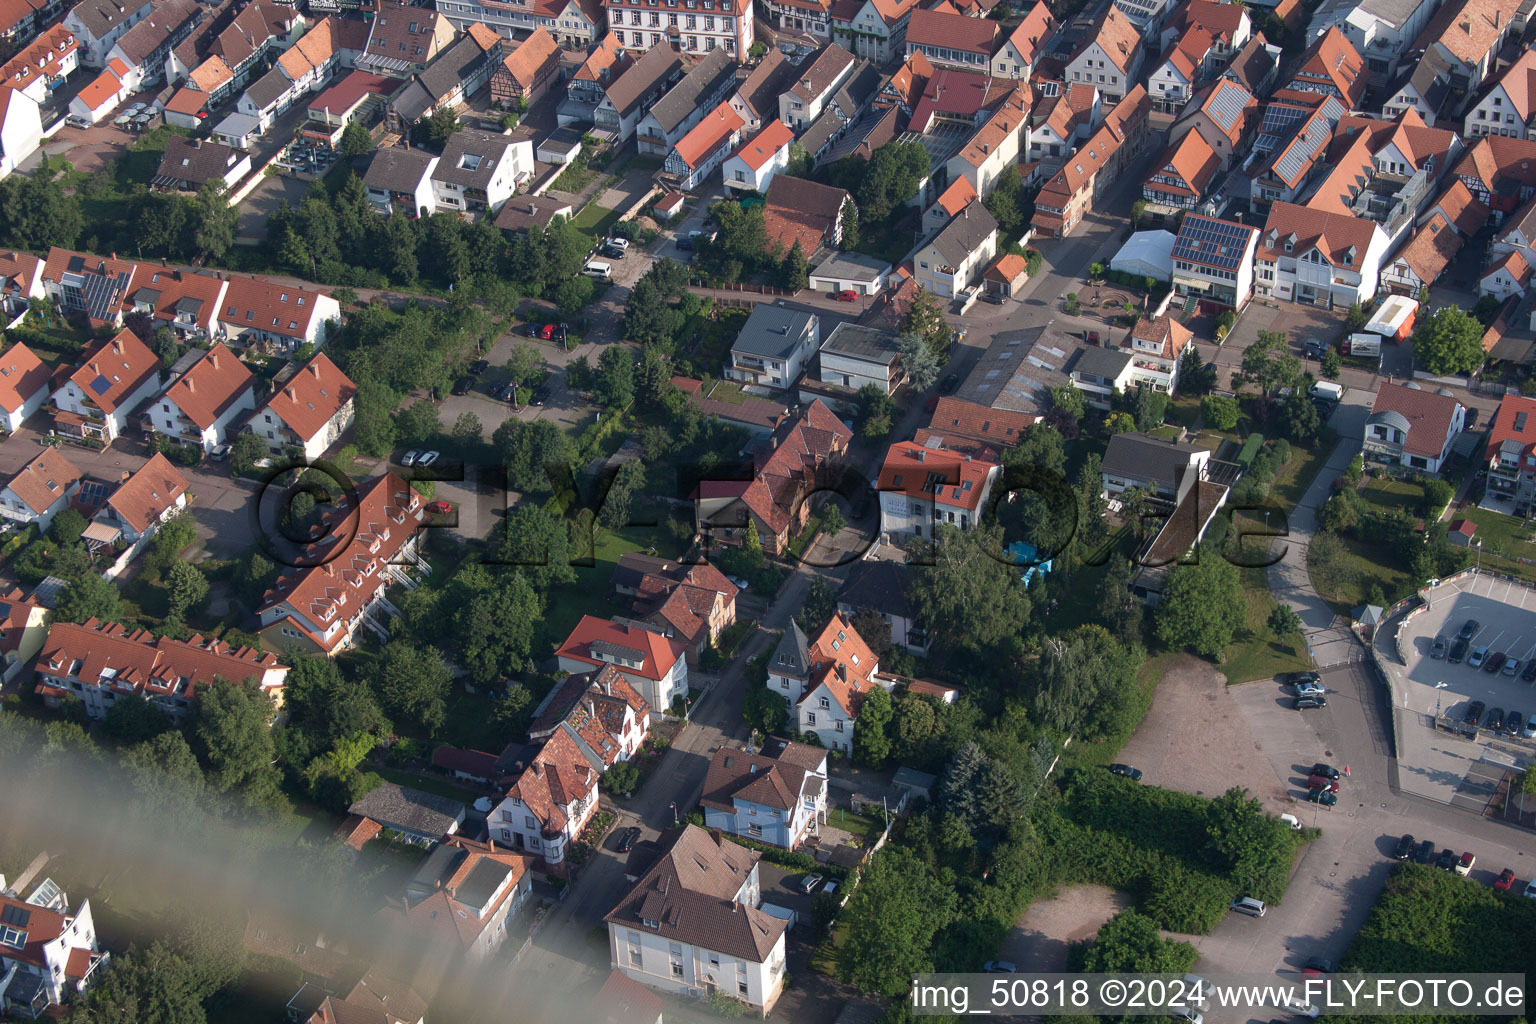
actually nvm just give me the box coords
[1386,571,1536,806]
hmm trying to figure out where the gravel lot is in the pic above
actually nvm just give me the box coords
[1002,885,1130,972]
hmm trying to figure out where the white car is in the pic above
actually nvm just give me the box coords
[1170,1008,1203,1024]
[400,450,421,467]
[417,450,440,467]
[606,237,630,250]
[1279,814,1301,831]
[1524,715,1536,739]
[1525,879,1536,899]
[1295,679,1325,696]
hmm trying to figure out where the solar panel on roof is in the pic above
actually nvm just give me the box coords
[1172,215,1252,271]
[89,374,112,396]
[1,905,30,927]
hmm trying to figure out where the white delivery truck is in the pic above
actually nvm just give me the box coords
[1309,381,1345,403]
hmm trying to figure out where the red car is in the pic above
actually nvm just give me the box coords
[831,289,858,301]
[924,393,940,413]
[1493,869,1515,892]
[1306,775,1340,793]
[425,500,453,516]
[540,323,561,340]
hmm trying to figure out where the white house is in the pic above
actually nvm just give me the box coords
[247,352,356,459]
[832,0,921,64]
[726,304,820,387]
[88,452,189,569]
[604,826,788,1014]
[877,441,1000,541]
[721,118,794,194]
[0,69,45,180]
[778,43,856,130]
[1254,202,1390,309]
[945,85,1031,196]
[1364,381,1466,474]
[489,727,599,876]
[601,0,755,57]
[66,58,131,126]
[555,615,689,716]
[1065,6,1143,105]
[363,146,438,217]
[51,330,163,444]
[396,837,534,968]
[817,322,901,393]
[1,24,80,106]
[0,886,107,1019]
[1101,431,1211,502]
[429,128,533,214]
[65,0,152,67]
[991,3,1057,80]
[1309,0,1440,87]
[145,343,256,453]
[0,341,53,431]
[218,277,340,353]
[914,201,997,299]
[0,446,81,532]
[1069,345,1136,409]
[1170,213,1259,313]
[1465,49,1536,141]
[1122,314,1192,393]
[665,101,744,193]
[700,739,828,850]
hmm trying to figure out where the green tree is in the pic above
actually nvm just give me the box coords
[908,524,1030,658]
[396,398,442,443]
[53,572,123,624]
[820,502,845,539]
[838,846,958,996]
[494,419,574,491]
[797,576,839,632]
[411,107,461,151]
[163,560,209,621]
[599,458,647,530]
[338,118,374,157]
[594,345,635,408]
[231,432,268,474]
[1096,557,1142,637]
[352,378,401,456]
[903,286,950,358]
[1051,384,1086,420]
[741,518,765,568]
[851,688,892,768]
[1177,347,1216,395]
[191,182,237,263]
[1200,394,1240,431]
[555,274,596,317]
[1320,347,1342,379]
[623,277,684,347]
[601,759,640,795]
[779,238,809,290]
[193,678,280,797]
[155,326,182,368]
[283,652,390,742]
[102,694,173,745]
[505,342,543,392]
[1082,909,1198,974]
[451,411,482,447]
[145,510,198,578]
[1204,786,1292,897]
[982,164,1030,238]
[899,333,940,391]
[50,508,87,547]
[1267,603,1302,641]
[742,681,790,735]
[1155,549,1245,657]
[1412,306,1485,376]
[378,640,452,733]
[1033,625,1145,740]
[1239,330,1302,396]
[496,503,577,589]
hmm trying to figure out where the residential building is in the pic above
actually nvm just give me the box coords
[727,49,795,130]
[1452,133,1536,220]
[666,100,745,191]
[1123,314,1192,392]
[1065,6,1143,104]
[1169,78,1256,170]
[1249,103,1341,206]
[877,439,1000,540]
[611,553,738,655]
[779,42,855,130]
[65,0,149,68]
[1067,344,1135,408]
[700,739,828,849]
[1101,430,1210,501]
[0,341,52,431]
[0,23,80,107]
[1148,29,1209,113]
[493,193,574,234]
[437,0,606,47]
[0,250,44,314]
[102,0,202,94]
[760,0,831,38]
[0,0,64,53]
[1465,48,1536,140]
[389,27,503,128]
[991,3,1056,80]
[218,277,340,353]
[1381,46,1454,125]
[638,48,737,159]
[1159,0,1251,61]
[604,826,787,1012]
[35,618,288,719]
[694,399,850,555]
[808,250,891,296]
[124,264,225,340]
[174,1,304,104]
[767,611,881,750]
[1253,201,1391,307]
[595,969,666,1024]
[914,200,997,299]
[348,782,466,844]
[364,146,439,217]
[50,329,161,444]
[593,43,685,142]
[1032,85,1151,236]
[248,353,356,460]
[0,588,49,683]
[0,87,42,180]
[429,128,532,214]
[556,615,689,715]
[68,59,132,125]
[0,446,80,531]
[1480,250,1531,301]
[914,396,1037,460]
[87,452,189,560]
[722,118,795,194]
[1141,129,1220,209]
[832,0,921,64]
[0,887,106,1019]
[303,972,427,1024]
[1222,31,1280,95]
[1170,212,1259,312]
[602,0,754,56]
[903,6,997,70]
[1280,23,1366,109]
[1363,380,1467,473]
[303,70,395,141]
[921,176,979,241]
[491,726,600,874]
[1028,82,1101,170]
[392,834,535,969]
[726,302,820,386]
[356,0,455,78]
[1486,191,1536,276]
[817,322,901,393]
[152,136,251,191]
[836,558,928,654]
[1382,210,1468,294]
[529,664,652,770]
[144,342,255,453]
[257,473,426,655]
[1306,0,1437,85]
[1483,393,1536,504]
[489,26,559,108]
[671,375,789,435]
[947,85,1031,197]
[762,175,853,254]
[1408,0,1519,104]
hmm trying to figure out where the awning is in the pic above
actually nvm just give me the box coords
[82,521,121,545]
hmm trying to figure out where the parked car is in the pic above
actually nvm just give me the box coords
[797,873,825,894]
[983,961,1018,973]
[1523,660,1536,682]
[1504,657,1522,676]
[1394,834,1415,860]
[617,827,641,853]
[525,323,543,337]
[1306,775,1340,793]
[602,245,627,259]
[1308,789,1337,806]
[1456,852,1476,876]
[924,394,940,413]
[832,289,859,301]
[1459,619,1481,640]
[400,450,421,467]
[1436,848,1458,871]
[540,323,563,340]
[1525,714,1536,739]
[1414,839,1436,864]
[1108,763,1143,781]
[416,451,440,467]
[1303,957,1337,975]
[728,576,749,590]
[452,376,474,396]
[425,500,453,515]
[1526,879,1536,899]
[1430,636,1447,659]
[938,373,959,394]
[1280,814,1301,830]
[1469,645,1489,668]
[1507,710,1524,736]
[469,359,490,375]
[1289,672,1322,693]
[1493,869,1515,892]
[532,386,550,406]
[1311,763,1341,780]
[675,234,693,250]
[1485,651,1507,674]
[1487,708,1505,731]
[606,237,630,251]
[1464,700,1486,725]
[1449,638,1469,663]
[1293,696,1328,710]
[210,443,231,461]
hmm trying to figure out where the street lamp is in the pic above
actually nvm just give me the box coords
[669,802,678,826]
[1476,539,1483,575]
[683,696,692,722]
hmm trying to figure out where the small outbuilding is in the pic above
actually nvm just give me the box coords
[1109,229,1176,282]
[1447,519,1477,548]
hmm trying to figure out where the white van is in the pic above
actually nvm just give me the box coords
[582,260,612,280]
[1229,896,1267,917]
[1309,381,1344,403]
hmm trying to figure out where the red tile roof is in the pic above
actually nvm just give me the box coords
[106,452,188,533]
[1428,180,1491,237]
[1289,24,1364,106]
[730,118,794,172]
[674,101,744,171]
[0,250,41,296]
[1006,2,1057,66]
[5,445,81,515]
[336,813,383,851]
[596,969,666,1024]
[878,441,996,512]
[258,353,356,443]
[396,835,533,949]
[915,396,1037,459]
[933,176,978,217]
[498,25,559,89]
[0,23,77,93]
[1078,5,1142,75]
[74,62,125,114]
[0,893,68,970]
[802,611,879,717]
[64,329,159,415]
[503,726,597,833]
[557,615,686,681]
[905,6,998,54]
[0,341,51,414]
[1369,381,1463,459]
[36,618,287,704]
[1130,314,1194,359]
[1391,212,1462,287]
[221,276,332,342]
[1143,129,1219,199]
[1257,201,1379,266]
[163,342,253,430]
[738,399,852,537]
[1486,394,1536,464]
[308,70,394,116]
[129,264,226,333]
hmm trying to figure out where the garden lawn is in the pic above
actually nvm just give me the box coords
[810,920,849,978]
[1310,534,1417,611]
[1265,433,1333,509]
[542,526,687,642]
[1219,567,1312,684]
[571,203,621,238]
[1362,475,1425,514]
[1166,394,1201,428]
[1452,506,1536,583]
[826,806,886,841]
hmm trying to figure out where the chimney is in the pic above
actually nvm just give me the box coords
[207,350,218,369]
[308,361,321,379]
[285,386,297,401]
[185,377,195,392]
[173,270,181,282]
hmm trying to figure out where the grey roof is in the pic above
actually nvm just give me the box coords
[153,136,241,187]
[417,33,490,104]
[213,111,261,140]
[455,858,512,912]
[349,782,465,838]
[827,62,882,120]
[606,43,685,119]
[244,66,292,111]
[365,146,437,193]
[648,47,736,135]
[961,325,1077,415]
[733,303,817,359]
[769,619,810,677]
[891,766,937,792]
[837,559,915,620]
[798,106,846,156]
[493,193,572,233]
[114,0,201,66]
[391,80,436,125]
[433,128,518,188]
[1203,80,1252,134]
[71,0,146,40]
[1072,344,1132,380]
[811,250,890,283]
[1101,431,1206,489]
[1366,408,1412,435]
[821,322,899,364]
[735,49,797,121]
[786,42,855,103]
[926,202,998,268]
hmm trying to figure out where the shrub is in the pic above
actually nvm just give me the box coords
[1064,293,1080,316]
